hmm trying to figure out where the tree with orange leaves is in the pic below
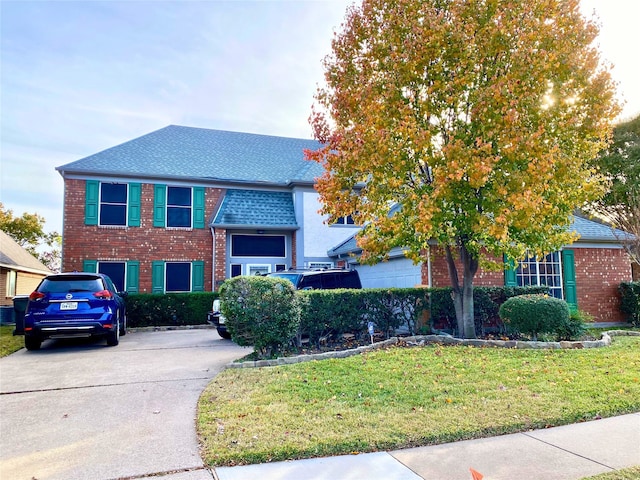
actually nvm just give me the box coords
[308,0,619,338]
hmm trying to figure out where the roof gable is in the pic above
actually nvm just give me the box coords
[56,125,325,185]
[0,230,52,275]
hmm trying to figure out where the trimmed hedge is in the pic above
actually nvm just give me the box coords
[298,288,430,346]
[126,292,217,327]
[619,282,640,326]
[499,294,570,340]
[298,289,365,346]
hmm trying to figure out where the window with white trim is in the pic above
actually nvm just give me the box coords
[231,234,286,258]
[333,215,355,225]
[97,261,125,293]
[516,252,563,299]
[230,264,242,277]
[308,262,333,269]
[6,270,16,297]
[166,262,191,292]
[247,264,271,276]
[100,183,128,226]
[167,187,192,228]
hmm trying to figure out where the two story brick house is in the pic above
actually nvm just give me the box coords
[56,125,360,294]
[57,124,633,322]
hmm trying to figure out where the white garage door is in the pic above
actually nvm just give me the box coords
[355,257,423,289]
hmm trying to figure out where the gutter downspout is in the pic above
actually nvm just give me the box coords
[427,246,432,287]
[211,227,216,291]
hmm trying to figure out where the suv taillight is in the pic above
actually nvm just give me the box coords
[93,290,113,300]
[29,291,45,301]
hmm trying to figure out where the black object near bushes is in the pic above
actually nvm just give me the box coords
[619,282,640,326]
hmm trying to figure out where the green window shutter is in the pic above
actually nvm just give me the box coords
[126,261,140,294]
[562,249,578,309]
[193,187,205,229]
[153,184,166,228]
[151,261,165,293]
[504,255,517,287]
[83,260,97,273]
[85,180,99,225]
[128,183,141,227]
[192,261,205,292]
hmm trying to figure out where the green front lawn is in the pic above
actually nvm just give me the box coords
[0,325,23,357]
[582,467,640,479]
[198,336,640,466]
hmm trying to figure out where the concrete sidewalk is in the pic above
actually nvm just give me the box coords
[212,413,640,480]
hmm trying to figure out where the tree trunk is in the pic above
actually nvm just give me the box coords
[445,241,479,339]
[445,245,464,336]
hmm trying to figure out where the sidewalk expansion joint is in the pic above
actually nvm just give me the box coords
[107,465,213,479]
[0,376,212,396]
[521,431,615,471]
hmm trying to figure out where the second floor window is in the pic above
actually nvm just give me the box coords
[167,187,192,228]
[333,215,355,225]
[100,183,127,226]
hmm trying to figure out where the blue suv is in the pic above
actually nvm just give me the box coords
[23,272,127,350]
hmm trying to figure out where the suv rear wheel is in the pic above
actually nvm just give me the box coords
[106,319,120,346]
[25,335,42,351]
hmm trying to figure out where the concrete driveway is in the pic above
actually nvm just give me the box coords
[0,328,250,480]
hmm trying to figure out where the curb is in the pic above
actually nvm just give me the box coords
[225,329,640,369]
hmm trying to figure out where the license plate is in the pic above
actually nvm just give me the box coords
[60,302,78,311]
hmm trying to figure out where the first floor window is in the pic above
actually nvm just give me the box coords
[516,252,563,299]
[167,187,192,228]
[230,264,242,277]
[247,264,271,276]
[308,262,333,269]
[100,183,127,226]
[166,262,191,292]
[98,262,126,292]
[6,271,16,297]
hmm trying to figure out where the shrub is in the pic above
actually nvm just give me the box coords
[556,309,591,341]
[219,276,301,358]
[619,282,640,326]
[499,294,570,341]
[126,292,216,327]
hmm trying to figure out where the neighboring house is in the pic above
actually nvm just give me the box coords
[328,214,634,322]
[55,125,360,294]
[0,230,52,323]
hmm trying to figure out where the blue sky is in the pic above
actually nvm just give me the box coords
[1,0,639,235]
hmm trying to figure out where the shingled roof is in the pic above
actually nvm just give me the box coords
[56,125,324,185]
[212,190,298,229]
[0,230,52,275]
[327,214,633,257]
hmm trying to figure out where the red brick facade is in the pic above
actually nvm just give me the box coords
[572,247,631,322]
[423,245,632,322]
[427,247,505,288]
[213,227,227,289]
[62,179,223,293]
